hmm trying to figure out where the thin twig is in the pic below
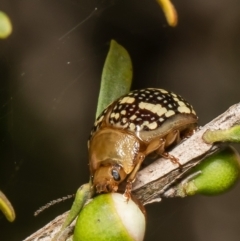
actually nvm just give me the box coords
[23,102,240,241]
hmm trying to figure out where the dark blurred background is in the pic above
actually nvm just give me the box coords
[1,0,240,240]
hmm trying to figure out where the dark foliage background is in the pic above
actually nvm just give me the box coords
[1,0,240,240]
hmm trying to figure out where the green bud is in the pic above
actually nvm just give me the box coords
[177,146,240,196]
[203,125,240,144]
[73,193,146,241]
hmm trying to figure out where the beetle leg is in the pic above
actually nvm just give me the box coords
[145,138,163,155]
[181,126,197,139]
[165,129,181,146]
[157,130,182,166]
[123,182,132,200]
[161,152,181,166]
[124,139,164,199]
[153,130,181,157]
[124,153,145,199]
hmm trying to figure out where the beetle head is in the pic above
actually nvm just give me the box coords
[93,164,127,193]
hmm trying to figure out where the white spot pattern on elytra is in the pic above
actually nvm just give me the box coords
[165,110,175,117]
[178,106,191,113]
[89,88,197,139]
[120,97,135,104]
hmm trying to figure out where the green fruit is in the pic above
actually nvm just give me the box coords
[73,193,146,241]
[182,146,240,196]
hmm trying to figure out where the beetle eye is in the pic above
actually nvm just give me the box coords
[111,169,121,181]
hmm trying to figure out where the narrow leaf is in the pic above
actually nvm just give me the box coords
[156,0,178,27]
[0,190,15,222]
[96,40,133,118]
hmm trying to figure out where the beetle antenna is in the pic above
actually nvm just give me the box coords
[34,194,75,216]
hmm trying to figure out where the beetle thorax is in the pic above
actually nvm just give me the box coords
[89,128,140,192]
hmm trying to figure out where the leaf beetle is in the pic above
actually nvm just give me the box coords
[88,88,198,196]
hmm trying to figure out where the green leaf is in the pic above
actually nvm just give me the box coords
[96,40,132,118]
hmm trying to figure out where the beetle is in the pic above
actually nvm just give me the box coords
[88,88,198,196]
